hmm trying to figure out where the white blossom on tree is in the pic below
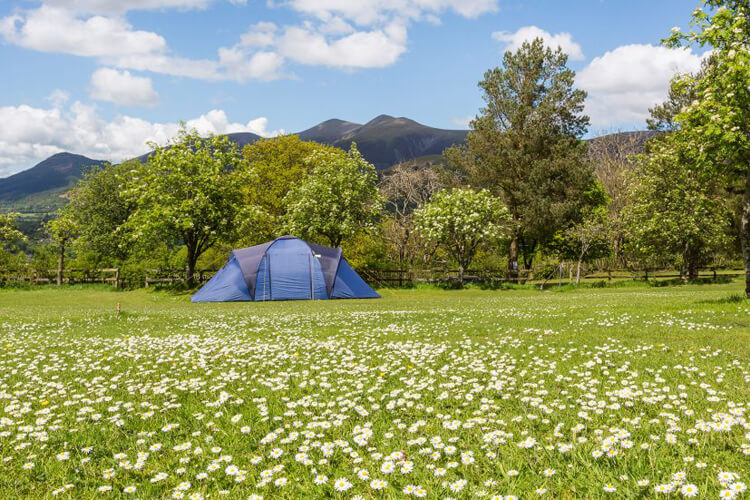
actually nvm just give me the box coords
[415,188,510,284]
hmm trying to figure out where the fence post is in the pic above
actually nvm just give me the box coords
[115,268,120,289]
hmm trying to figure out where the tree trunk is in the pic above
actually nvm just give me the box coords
[680,252,688,283]
[508,237,519,283]
[458,264,465,288]
[56,241,65,286]
[687,250,699,281]
[186,244,196,287]
[576,257,583,285]
[742,167,750,298]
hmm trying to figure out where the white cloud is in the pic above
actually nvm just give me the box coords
[0,6,166,58]
[47,89,71,109]
[0,6,274,81]
[0,102,281,176]
[492,26,584,60]
[451,116,472,128]
[285,0,498,26]
[217,47,286,81]
[276,23,407,68]
[577,44,704,127]
[239,22,278,47]
[1,0,500,82]
[37,0,217,15]
[89,68,159,106]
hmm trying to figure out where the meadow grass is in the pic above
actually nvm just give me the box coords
[1,281,750,499]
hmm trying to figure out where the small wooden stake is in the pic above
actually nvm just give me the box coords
[116,302,121,317]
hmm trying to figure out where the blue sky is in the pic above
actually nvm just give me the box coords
[0,0,703,175]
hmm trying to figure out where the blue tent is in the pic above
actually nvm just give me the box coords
[192,236,380,302]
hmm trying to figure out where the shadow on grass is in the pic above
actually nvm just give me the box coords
[698,293,748,305]
[149,283,196,295]
[648,276,735,287]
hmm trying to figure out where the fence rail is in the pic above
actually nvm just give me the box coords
[0,266,745,288]
[0,268,121,286]
[357,267,747,287]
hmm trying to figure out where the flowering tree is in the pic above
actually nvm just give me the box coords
[284,144,384,247]
[124,128,244,286]
[666,1,750,295]
[415,188,510,284]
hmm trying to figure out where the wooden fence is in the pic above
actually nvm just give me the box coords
[0,268,121,286]
[0,266,745,288]
[357,267,747,287]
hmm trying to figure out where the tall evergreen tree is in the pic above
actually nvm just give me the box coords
[445,38,595,279]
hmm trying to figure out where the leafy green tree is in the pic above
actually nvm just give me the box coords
[554,207,610,284]
[665,0,750,294]
[415,188,511,285]
[124,128,244,286]
[0,213,24,249]
[284,144,383,247]
[646,71,701,131]
[0,212,26,270]
[240,135,345,243]
[64,161,137,266]
[624,132,730,280]
[445,38,595,279]
[45,213,78,285]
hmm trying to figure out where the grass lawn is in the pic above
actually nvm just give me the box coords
[1,281,750,498]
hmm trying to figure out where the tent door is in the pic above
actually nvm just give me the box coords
[269,252,313,300]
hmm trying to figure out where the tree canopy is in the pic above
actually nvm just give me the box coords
[665,0,750,294]
[415,188,510,284]
[445,37,596,278]
[284,144,383,247]
[124,127,244,285]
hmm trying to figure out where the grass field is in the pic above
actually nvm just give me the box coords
[2,281,750,499]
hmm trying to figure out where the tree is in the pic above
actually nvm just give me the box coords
[587,132,648,268]
[240,135,344,243]
[379,162,444,266]
[553,205,611,284]
[445,38,595,280]
[646,71,701,131]
[415,188,511,285]
[665,1,750,294]
[45,213,77,286]
[124,127,244,286]
[284,144,383,247]
[0,213,24,249]
[64,161,137,266]
[623,132,729,280]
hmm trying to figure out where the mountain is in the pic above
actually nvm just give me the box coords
[0,152,106,205]
[300,115,468,170]
[298,119,362,144]
[134,131,263,163]
[0,116,467,206]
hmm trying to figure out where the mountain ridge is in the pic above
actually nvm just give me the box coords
[0,115,470,205]
[0,119,652,210]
